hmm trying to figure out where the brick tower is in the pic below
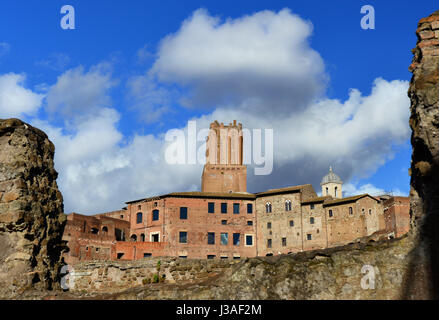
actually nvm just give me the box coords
[201,120,247,193]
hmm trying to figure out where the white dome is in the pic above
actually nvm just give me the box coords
[320,166,342,185]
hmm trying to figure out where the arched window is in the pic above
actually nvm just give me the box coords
[349,207,353,215]
[130,234,137,242]
[102,226,108,233]
[136,212,143,224]
[285,200,292,211]
[140,233,145,242]
[326,187,328,195]
[335,186,338,197]
[265,202,272,213]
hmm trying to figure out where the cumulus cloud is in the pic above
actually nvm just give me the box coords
[343,182,407,197]
[126,74,173,123]
[46,63,116,122]
[0,73,44,118]
[150,8,326,113]
[32,113,202,214]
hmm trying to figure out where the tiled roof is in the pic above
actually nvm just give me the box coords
[323,194,379,207]
[126,191,256,203]
[255,184,313,197]
[301,196,333,205]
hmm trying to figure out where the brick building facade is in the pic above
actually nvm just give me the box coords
[62,120,410,264]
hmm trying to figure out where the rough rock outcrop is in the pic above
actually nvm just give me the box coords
[61,235,413,300]
[404,10,439,299]
[0,118,66,298]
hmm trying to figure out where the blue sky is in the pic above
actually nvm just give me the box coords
[1,1,434,214]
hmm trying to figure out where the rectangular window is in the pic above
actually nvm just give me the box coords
[310,217,315,224]
[221,203,227,214]
[180,207,188,220]
[179,255,187,259]
[349,207,353,215]
[282,237,287,247]
[152,209,159,221]
[267,222,272,229]
[233,233,240,246]
[207,255,215,259]
[143,253,152,258]
[307,234,312,240]
[207,232,215,245]
[267,239,272,248]
[289,220,294,227]
[310,204,315,210]
[179,231,187,244]
[233,203,240,214]
[208,202,215,213]
[247,220,253,226]
[245,235,253,246]
[220,256,228,260]
[329,209,333,217]
[221,233,228,245]
[221,220,227,225]
[369,209,372,215]
[247,203,253,214]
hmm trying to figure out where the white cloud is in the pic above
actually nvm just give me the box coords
[343,182,407,197]
[46,63,116,122]
[0,73,44,118]
[150,8,326,112]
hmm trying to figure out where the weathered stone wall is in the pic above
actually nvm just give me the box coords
[64,234,414,300]
[404,10,439,299]
[0,118,66,298]
[68,257,241,295]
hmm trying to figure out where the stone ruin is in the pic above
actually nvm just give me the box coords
[0,118,66,299]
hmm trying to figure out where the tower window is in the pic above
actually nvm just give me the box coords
[266,202,272,213]
[136,212,143,224]
[180,207,188,220]
[221,233,228,245]
[179,232,187,244]
[289,220,294,227]
[282,238,287,247]
[207,232,215,245]
[233,233,240,246]
[285,200,292,211]
[267,239,272,248]
[310,217,315,224]
[307,234,312,240]
[245,235,253,246]
[267,222,272,229]
[329,209,333,217]
[349,207,353,215]
[310,204,315,210]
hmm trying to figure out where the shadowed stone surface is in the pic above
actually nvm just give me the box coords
[403,10,439,299]
[0,118,66,298]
